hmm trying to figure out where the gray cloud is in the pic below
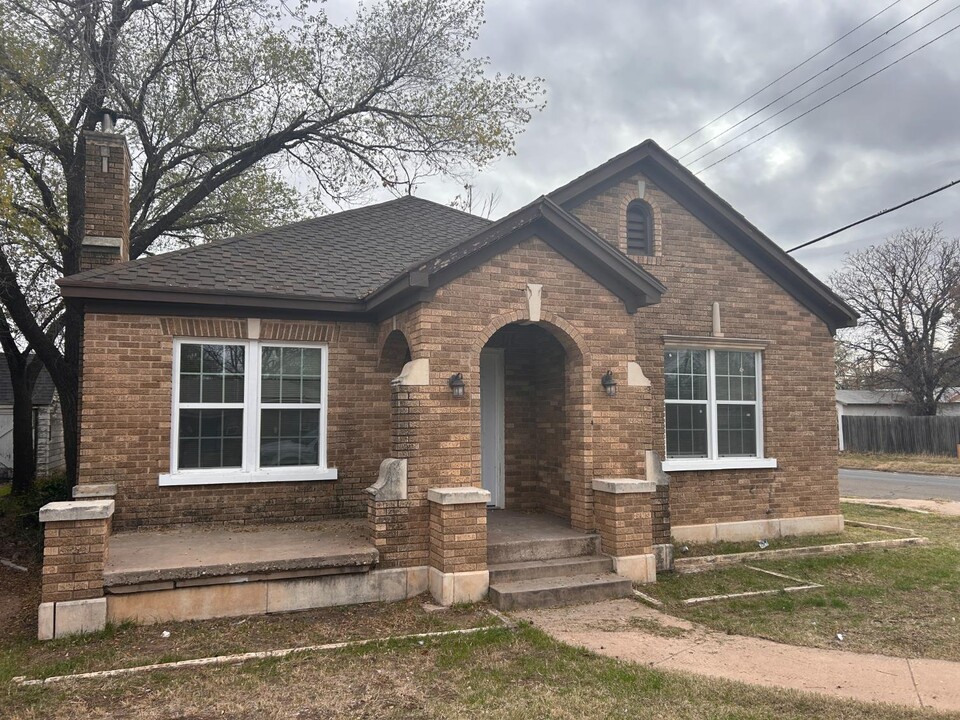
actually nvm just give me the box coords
[339,0,960,283]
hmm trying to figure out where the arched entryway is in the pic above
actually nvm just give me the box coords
[479,321,586,526]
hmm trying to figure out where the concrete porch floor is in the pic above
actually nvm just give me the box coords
[487,509,590,545]
[105,519,378,588]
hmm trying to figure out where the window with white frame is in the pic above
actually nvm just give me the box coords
[163,339,335,486]
[663,348,773,470]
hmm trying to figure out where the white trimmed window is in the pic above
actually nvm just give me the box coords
[161,339,336,486]
[662,348,776,472]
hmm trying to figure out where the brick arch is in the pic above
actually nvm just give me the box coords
[473,310,595,532]
[472,309,591,368]
[378,328,412,375]
[618,189,663,259]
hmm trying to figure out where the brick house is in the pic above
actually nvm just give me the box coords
[37,125,856,638]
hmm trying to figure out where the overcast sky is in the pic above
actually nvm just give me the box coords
[333,0,960,282]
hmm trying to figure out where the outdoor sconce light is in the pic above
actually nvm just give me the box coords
[448,373,465,399]
[601,370,617,397]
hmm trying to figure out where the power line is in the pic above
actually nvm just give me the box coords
[677,0,946,162]
[687,4,960,170]
[667,0,905,152]
[693,18,960,175]
[786,176,960,253]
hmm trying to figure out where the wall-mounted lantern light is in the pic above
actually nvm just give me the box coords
[448,373,465,399]
[601,370,617,398]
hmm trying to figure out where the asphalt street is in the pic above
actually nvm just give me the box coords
[839,467,960,501]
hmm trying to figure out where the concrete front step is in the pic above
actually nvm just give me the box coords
[488,573,633,611]
[488,555,614,584]
[487,533,601,565]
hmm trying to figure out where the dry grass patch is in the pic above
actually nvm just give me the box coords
[648,503,960,661]
[840,452,960,476]
[3,625,948,720]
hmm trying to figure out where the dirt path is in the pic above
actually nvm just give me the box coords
[516,599,960,713]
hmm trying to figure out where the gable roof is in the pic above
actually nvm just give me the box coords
[0,358,57,406]
[365,196,666,314]
[58,139,856,331]
[549,140,858,332]
[835,389,911,406]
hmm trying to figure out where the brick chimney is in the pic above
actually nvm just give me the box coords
[80,111,130,272]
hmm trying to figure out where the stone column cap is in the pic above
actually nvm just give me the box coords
[427,487,491,505]
[592,478,657,494]
[39,499,115,523]
[72,483,118,499]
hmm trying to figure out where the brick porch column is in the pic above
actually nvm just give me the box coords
[592,479,657,583]
[37,499,114,640]
[427,487,490,605]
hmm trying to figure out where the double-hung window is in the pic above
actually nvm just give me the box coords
[662,347,776,472]
[161,339,336,486]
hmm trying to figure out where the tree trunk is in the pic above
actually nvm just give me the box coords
[10,376,37,495]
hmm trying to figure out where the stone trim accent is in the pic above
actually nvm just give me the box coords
[427,487,491,505]
[365,458,407,501]
[661,334,771,351]
[38,598,107,640]
[40,499,115,522]
[392,358,429,386]
[72,484,118,499]
[106,566,429,624]
[611,553,656,583]
[672,514,844,544]
[428,568,489,605]
[592,478,656,494]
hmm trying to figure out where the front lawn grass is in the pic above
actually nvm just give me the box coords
[644,502,960,661]
[839,451,960,476]
[3,622,944,719]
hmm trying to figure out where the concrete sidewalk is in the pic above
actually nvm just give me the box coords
[517,599,960,713]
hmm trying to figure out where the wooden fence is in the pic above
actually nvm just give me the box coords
[841,415,960,456]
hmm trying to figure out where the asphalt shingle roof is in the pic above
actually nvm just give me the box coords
[65,196,491,301]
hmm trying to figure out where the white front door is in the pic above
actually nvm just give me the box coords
[480,348,505,508]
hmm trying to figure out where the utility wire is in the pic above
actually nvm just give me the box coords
[667,0,905,152]
[678,0,945,161]
[687,4,960,170]
[786,176,960,253]
[693,18,960,175]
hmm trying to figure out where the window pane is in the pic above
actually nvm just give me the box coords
[665,403,708,458]
[717,404,757,457]
[179,343,244,405]
[262,347,282,375]
[664,349,707,402]
[179,375,201,403]
[302,348,322,375]
[302,377,322,402]
[282,347,302,374]
[715,351,756,405]
[281,378,301,403]
[261,376,281,403]
[260,409,321,467]
[177,408,243,470]
[181,345,201,373]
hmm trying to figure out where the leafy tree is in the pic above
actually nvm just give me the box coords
[831,226,960,415]
[0,0,543,488]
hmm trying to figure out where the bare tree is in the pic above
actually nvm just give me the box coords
[831,226,960,415]
[0,0,544,487]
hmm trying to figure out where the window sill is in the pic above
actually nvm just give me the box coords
[661,458,778,473]
[158,467,338,487]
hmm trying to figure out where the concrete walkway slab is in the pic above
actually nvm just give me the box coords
[517,599,960,713]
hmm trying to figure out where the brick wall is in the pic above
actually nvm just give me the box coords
[78,314,391,530]
[571,172,840,527]
[429,501,487,574]
[81,131,130,269]
[593,489,653,557]
[41,516,111,603]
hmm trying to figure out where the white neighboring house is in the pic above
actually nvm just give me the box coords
[836,389,960,450]
[0,364,65,479]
